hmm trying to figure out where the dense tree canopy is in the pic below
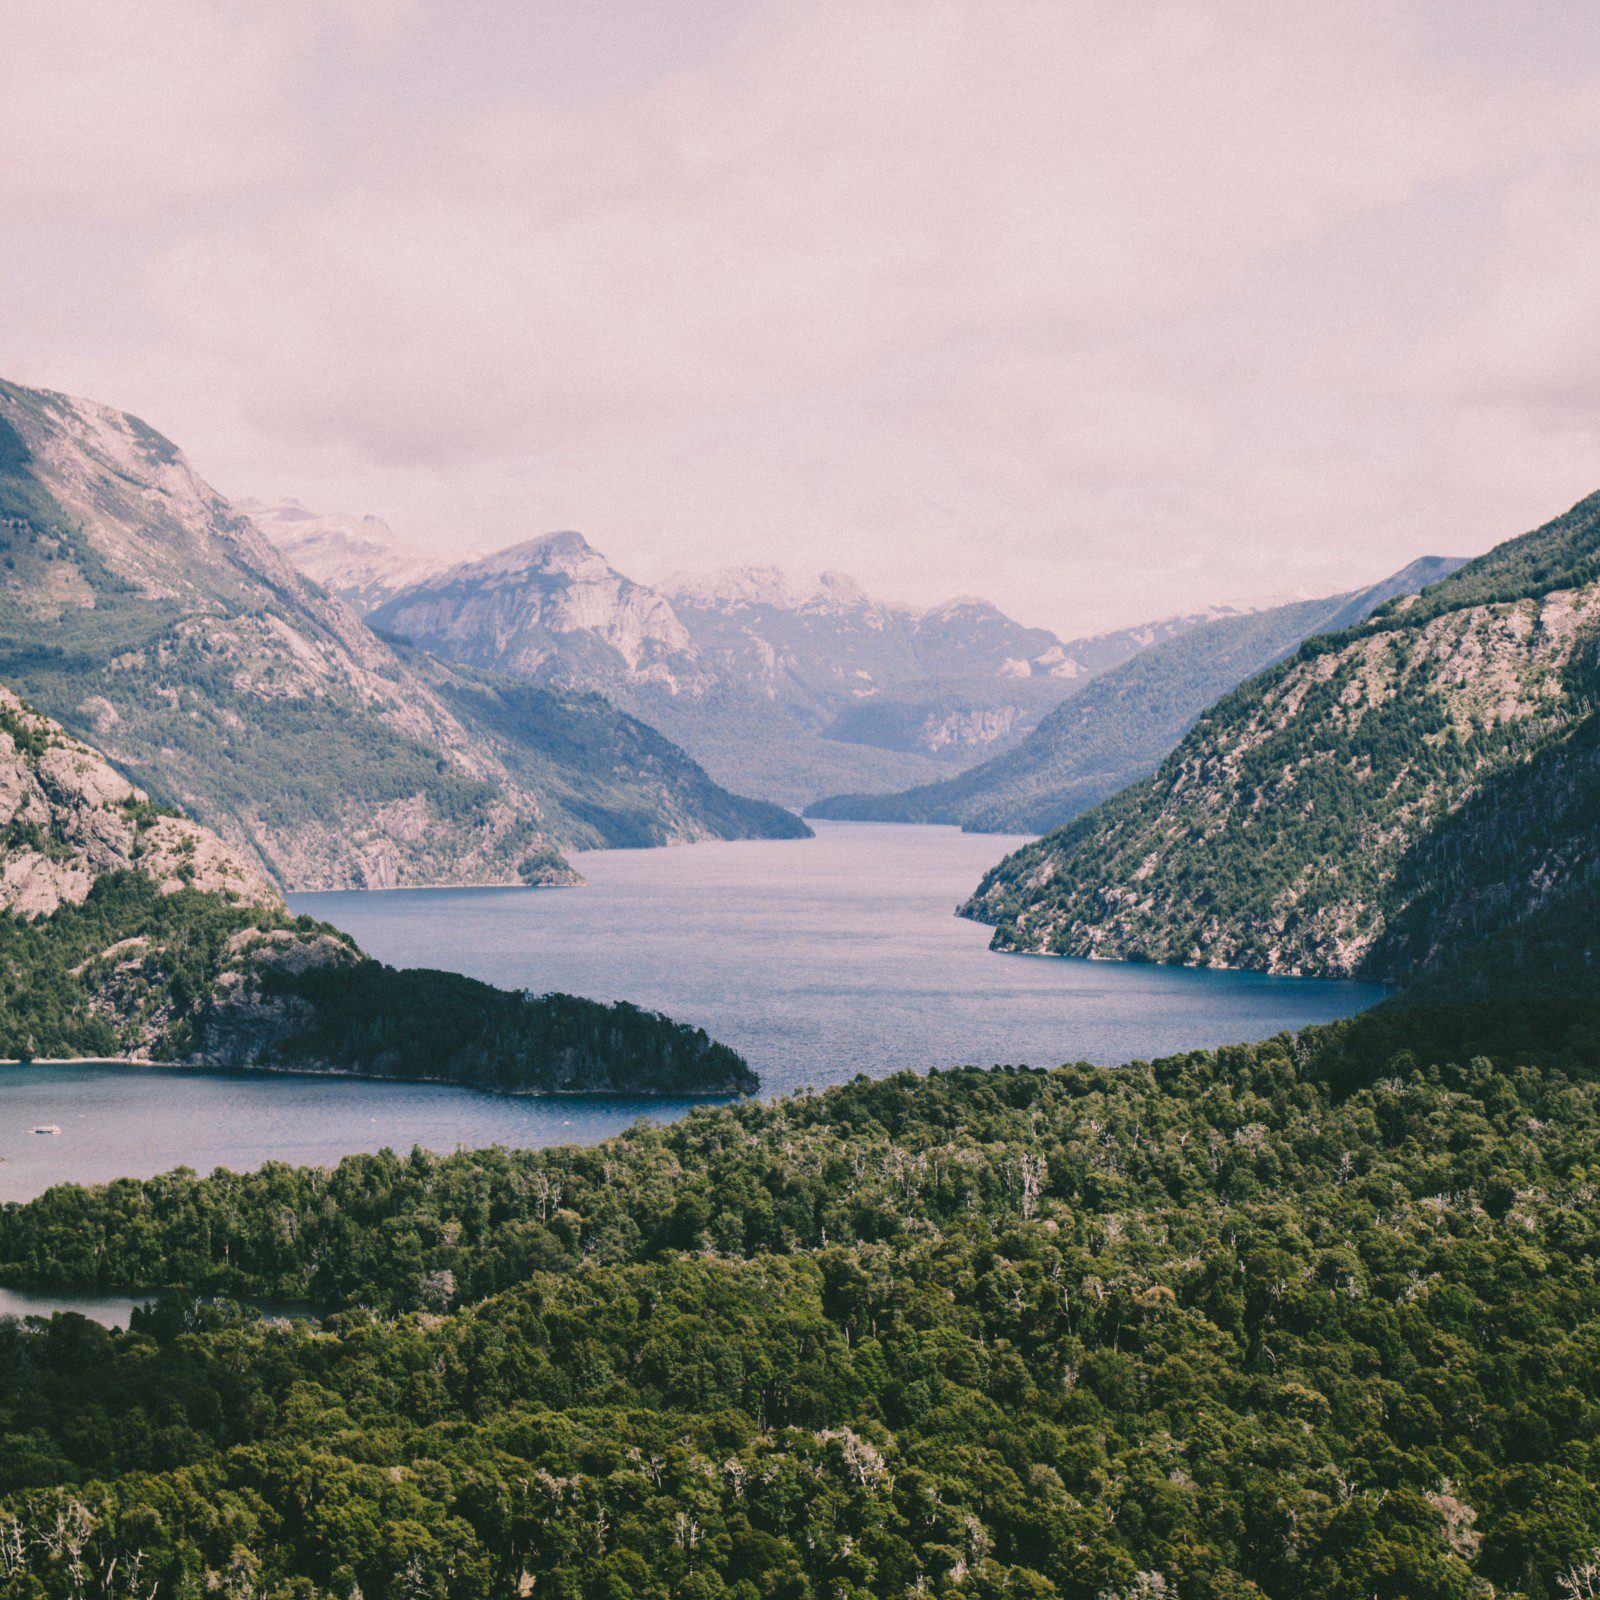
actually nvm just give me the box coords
[1,1003,1598,1599]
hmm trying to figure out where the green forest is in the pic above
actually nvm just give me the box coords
[1,1002,1599,1598]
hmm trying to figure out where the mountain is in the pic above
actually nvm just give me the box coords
[243,497,446,611]
[1054,601,1260,677]
[408,653,809,849]
[809,557,1464,833]
[0,380,801,888]
[373,531,710,694]
[658,567,1084,710]
[370,545,1111,805]
[962,493,1600,986]
[0,685,754,1092]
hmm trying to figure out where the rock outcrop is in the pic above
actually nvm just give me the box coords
[961,494,1600,988]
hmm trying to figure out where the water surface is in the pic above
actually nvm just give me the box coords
[302,822,1387,1096]
[0,823,1387,1205]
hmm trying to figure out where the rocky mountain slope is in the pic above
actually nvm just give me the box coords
[962,494,1600,985]
[811,557,1463,833]
[367,541,1156,805]
[244,497,446,612]
[373,531,710,694]
[0,687,754,1092]
[410,652,809,848]
[0,379,800,888]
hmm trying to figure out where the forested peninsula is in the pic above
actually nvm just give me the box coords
[0,686,754,1097]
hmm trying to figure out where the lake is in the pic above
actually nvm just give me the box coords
[0,822,1387,1205]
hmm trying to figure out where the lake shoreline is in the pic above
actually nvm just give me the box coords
[0,1057,746,1100]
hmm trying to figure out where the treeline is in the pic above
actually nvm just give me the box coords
[1,1003,1599,1597]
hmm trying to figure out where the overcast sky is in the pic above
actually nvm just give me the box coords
[4,0,1600,634]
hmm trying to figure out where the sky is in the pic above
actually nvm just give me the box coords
[4,0,1600,635]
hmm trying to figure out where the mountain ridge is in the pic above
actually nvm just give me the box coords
[0,378,801,888]
[808,556,1465,834]
[961,492,1600,989]
[0,683,755,1093]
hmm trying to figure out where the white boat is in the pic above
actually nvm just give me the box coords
[32,1124,61,1136]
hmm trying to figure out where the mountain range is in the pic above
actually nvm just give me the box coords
[963,490,1600,994]
[266,511,1259,807]
[0,381,801,891]
[809,555,1464,834]
[239,498,445,612]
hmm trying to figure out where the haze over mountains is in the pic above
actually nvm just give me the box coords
[810,555,1464,834]
[0,380,802,891]
[269,508,1275,808]
[239,498,446,613]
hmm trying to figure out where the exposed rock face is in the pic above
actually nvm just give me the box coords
[188,927,362,1069]
[960,494,1600,984]
[369,548,1101,805]
[0,692,757,1094]
[0,380,806,886]
[244,498,448,613]
[375,532,709,693]
[0,687,276,918]
[0,378,575,891]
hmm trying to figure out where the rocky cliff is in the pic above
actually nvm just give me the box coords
[0,379,803,886]
[369,544,1107,805]
[244,497,447,612]
[810,557,1463,834]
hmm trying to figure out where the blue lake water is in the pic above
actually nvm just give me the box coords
[0,822,1387,1205]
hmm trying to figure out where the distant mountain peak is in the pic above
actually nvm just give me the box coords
[469,530,604,580]
[661,564,877,614]
[921,595,1004,620]
[245,496,446,613]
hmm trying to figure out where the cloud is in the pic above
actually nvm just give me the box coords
[5,0,1600,630]
[0,0,414,218]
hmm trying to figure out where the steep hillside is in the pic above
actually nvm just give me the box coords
[0,687,754,1093]
[962,495,1600,983]
[811,557,1462,833]
[244,497,446,611]
[412,655,811,848]
[0,381,802,886]
[0,380,574,890]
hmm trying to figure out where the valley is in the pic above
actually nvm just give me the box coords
[12,12,1600,1598]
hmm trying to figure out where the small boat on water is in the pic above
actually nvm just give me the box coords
[32,1125,61,1136]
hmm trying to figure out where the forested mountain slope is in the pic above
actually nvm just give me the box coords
[0,686,753,1093]
[964,494,1600,982]
[2,1003,1599,1597]
[0,379,801,886]
[810,558,1462,833]
[415,655,810,848]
